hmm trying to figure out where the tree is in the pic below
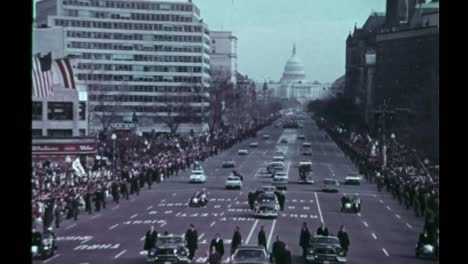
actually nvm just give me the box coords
[89,88,125,133]
[208,69,234,133]
[154,102,194,135]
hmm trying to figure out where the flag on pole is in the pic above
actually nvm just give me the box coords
[53,57,77,89]
[32,52,54,97]
[72,157,86,177]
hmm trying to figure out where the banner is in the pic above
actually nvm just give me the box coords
[72,157,86,177]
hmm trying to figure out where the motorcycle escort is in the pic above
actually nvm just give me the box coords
[189,190,208,207]
[32,232,57,259]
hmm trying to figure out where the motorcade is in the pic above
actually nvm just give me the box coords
[322,179,339,193]
[266,162,285,176]
[238,149,249,155]
[306,235,347,263]
[344,173,363,185]
[147,234,190,263]
[226,176,243,190]
[298,161,314,184]
[272,156,285,163]
[222,160,236,168]
[341,195,361,213]
[263,134,270,139]
[189,170,206,183]
[298,134,306,140]
[189,191,208,207]
[230,245,270,264]
[272,172,288,191]
[250,142,259,148]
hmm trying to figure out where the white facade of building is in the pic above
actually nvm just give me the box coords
[36,0,211,134]
[210,31,237,84]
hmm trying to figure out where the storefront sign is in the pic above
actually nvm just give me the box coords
[32,143,97,154]
[110,123,136,130]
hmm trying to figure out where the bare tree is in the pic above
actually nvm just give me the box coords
[89,88,124,133]
[208,69,234,133]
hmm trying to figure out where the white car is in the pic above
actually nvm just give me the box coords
[250,142,259,148]
[189,170,206,183]
[262,134,270,139]
[272,156,284,162]
[344,173,363,185]
[225,176,242,190]
[272,172,288,190]
[238,149,249,155]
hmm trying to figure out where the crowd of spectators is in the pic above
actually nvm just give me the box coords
[32,115,279,233]
[316,116,439,251]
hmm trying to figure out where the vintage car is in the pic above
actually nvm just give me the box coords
[225,176,243,190]
[231,245,270,264]
[262,134,271,139]
[250,142,259,148]
[253,201,279,219]
[147,235,190,263]
[302,142,313,155]
[341,196,361,213]
[272,172,288,191]
[189,191,208,207]
[254,192,279,210]
[322,179,339,193]
[280,138,288,144]
[266,161,285,176]
[222,160,236,168]
[298,134,306,140]
[189,170,206,183]
[298,161,314,184]
[256,185,277,195]
[306,236,346,263]
[238,149,249,155]
[344,173,363,185]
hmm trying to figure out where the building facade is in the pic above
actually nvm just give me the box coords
[36,0,211,134]
[210,31,237,85]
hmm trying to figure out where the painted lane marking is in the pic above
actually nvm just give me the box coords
[114,249,127,259]
[357,213,361,217]
[314,192,324,224]
[386,206,392,211]
[43,254,60,263]
[379,200,383,204]
[147,206,153,210]
[267,219,277,251]
[395,214,401,219]
[382,248,389,256]
[130,214,138,219]
[406,223,413,229]
[109,224,119,230]
[91,214,101,219]
[161,199,166,203]
[210,221,216,227]
[363,221,368,227]
[172,193,176,196]
[160,222,167,227]
[220,212,224,216]
[66,223,77,230]
[81,237,93,244]
[199,233,205,240]
[140,235,146,241]
[245,219,259,244]
[372,233,377,240]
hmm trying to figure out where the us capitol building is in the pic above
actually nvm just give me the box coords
[269,44,333,104]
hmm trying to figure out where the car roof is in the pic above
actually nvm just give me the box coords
[236,245,266,250]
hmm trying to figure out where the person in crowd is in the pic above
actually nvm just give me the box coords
[277,191,286,211]
[299,222,311,258]
[231,226,242,256]
[210,233,225,258]
[316,223,329,236]
[185,224,198,261]
[258,225,267,250]
[337,225,350,256]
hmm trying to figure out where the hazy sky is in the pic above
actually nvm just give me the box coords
[34,0,386,83]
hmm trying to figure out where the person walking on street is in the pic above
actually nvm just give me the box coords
[54,202,61,228]
[299,222,311,258]
[231,226,242,256]
[278,191,286,211]
[120,180,129,200]
[282,245,292,264]
[111,180,120,204]
[207,246,222,264]
[210,233,225,258]
[248,192,255,210]
[337,225,350,256]
[72,195,80,220]
[143,226,158,252]
[258,226,267,250]
[316,223,329,236]
[272,236,286,263]
[185,224,198,261]
[94,189,101,212]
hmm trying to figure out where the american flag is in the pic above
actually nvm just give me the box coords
[32,52,53,97]
[54,57,77,89]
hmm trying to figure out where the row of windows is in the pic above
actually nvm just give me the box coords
[78,63,202,73]
[89,95,206,103]
[78,53,204,63]
[67,28,202,42]
[88,85,204,93]
[93,105,204,114]
[62,9,194,23]
[69,41,204,53]
[32,102,86,121]
[55,19,207,34]
[77,73,202,83]
[63,1,195,13]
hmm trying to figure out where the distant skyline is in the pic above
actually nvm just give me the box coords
[33,0,386,83]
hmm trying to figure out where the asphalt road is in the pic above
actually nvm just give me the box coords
[36,119,436,264]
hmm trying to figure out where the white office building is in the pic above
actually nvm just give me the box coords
[210,30,237,84]
[35,0,211,134]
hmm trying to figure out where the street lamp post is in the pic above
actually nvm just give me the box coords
[390,133,396,164]
[111,133,117,171]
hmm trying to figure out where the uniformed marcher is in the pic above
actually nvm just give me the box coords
[337,225,350,256]
[210,233,225,257]
[111,180,120,204]
[258,226,267,250]
[185,224,198,260]
[299,222,311,257]
[231,226,242,256]
[72,195,80,220]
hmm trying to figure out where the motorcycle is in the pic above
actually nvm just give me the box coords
[341,199,360,213]
[32,234,56,259]
[416,244,438,260]
[189,196,208,207]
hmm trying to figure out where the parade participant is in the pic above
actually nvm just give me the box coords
[258,226,267,250]
[299,222,311,257]
[210,233,225,257]
[185,224,198,260]
[231,226,242,256]
[337,225,350,256]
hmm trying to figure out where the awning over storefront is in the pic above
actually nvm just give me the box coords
[32,137,98,159]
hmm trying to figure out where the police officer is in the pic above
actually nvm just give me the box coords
[299,222,310,258]
[231,226,242,256]
[185,224,198,260]
[258,226,267,250]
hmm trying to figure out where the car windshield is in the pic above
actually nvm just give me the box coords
[310,237,340,245]
[261,186,275,192]
[324,180,337,185]
[228,176,240,181]
[193,171,203,175]
[157,236,184,245]
[234,249,266,260]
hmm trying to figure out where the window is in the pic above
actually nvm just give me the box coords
[79,102,86,120]
[79,129,86,136]
[32,102,43,120]
[32,129,43,137]
[47,129,73,137]
[47,102,74,120]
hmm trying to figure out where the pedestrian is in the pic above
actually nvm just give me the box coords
[337,225,350,256]
[299,222,310,258]
[121,180,129,200]
[278,191,286,211]
[111,180,120,204]
[185,224,198,260]
[282,245,292,264]
[271,236,285,263]
[231,226,242,256]
[210,233,225,258]
[94,189,101,212]
[72,195,80,220]
[316,223,329,236]
[248,192,255,210]
[258,226,267,250]
[207,246,222,264]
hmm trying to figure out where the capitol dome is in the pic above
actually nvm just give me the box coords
[281,44,306,83]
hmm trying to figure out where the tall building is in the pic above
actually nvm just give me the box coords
[210,31,237,85]
[35,0,211,134]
